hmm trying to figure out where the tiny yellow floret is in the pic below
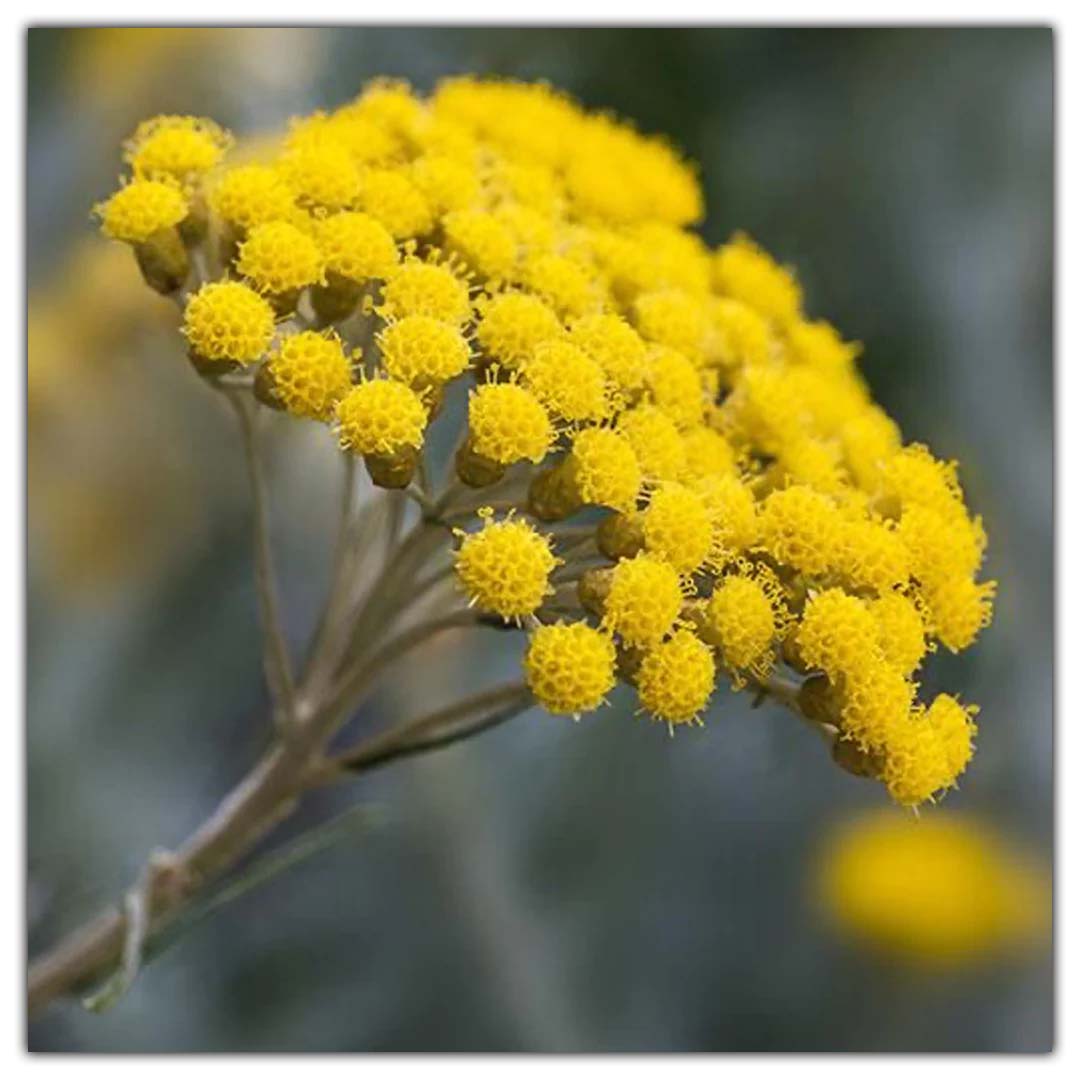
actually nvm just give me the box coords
[335,378,427,456]
[236,220,325,295]
[266,331,354,421]
[210,165,297,231]
[455,514,559,619]
[182,281,276,364]
[97,179,188,244]
[522,339,610,423]
[602,552,685,648]
[636,629,716,725]
[524,622,617,716]
[313,211,400,282]
[568,427,643,513]
[467,381,553,465]
[125,114,231,178]
[379,316,471,388]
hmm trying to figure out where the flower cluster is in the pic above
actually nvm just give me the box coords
[97,77,995,807]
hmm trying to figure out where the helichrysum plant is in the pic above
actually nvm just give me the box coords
[31,78,995,1013]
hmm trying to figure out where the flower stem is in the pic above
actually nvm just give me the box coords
[226,390,297,726]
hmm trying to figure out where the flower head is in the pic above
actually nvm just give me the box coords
[97,178,188,243]
[602,552,685,649]
[378,316,471,388]
[267,331,354,420]
[312,211,399,282]
[236,220,325,295]
[125,114,231,178]
[335,378,427,456]
[524,622,617,716]
[636,629,716,725]
[183,281,276,364]
[467,380,553,465]
[210,165,297,231]
[455,512,559,620]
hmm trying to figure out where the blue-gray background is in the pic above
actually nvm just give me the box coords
[27,27,1053,1052]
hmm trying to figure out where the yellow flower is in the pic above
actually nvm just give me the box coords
[236,220,325,295]
[378,316,471,388]
[380,259,472,325]
[125,114,231,178]
[312,211,399,282]
[635,629,716,725]
[476,292,564,369]
[704,573,783,681]
[519,251,596,319]
[643,346,705,430]
[634,289,709,362]
[524,622,617,716]
[870,592,930,676]
[757,485,840,578]
[567,313,648,393]
[411,154,481,215]
[713,232,802,327]
[210,165,296,231]
[521,339,610,424]
[97,178,188,244]
[266,330,353,420]
[357,167,433,239]
[879,695,978,807]
[567,426,642,513]
[467,380,553,465]
[277,143,362,210]
[182,281,276,364]
[921,575,996,653]
[455,512,559,620]
[817,810,1048,965]
[602,552,685,649]
[443,209,517,279]
[617,404,687,483]
[640,483,714,574]
[335,378,427,456]
[795,587,881,683]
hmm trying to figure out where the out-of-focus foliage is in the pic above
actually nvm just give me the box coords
[27,27,1051,1052]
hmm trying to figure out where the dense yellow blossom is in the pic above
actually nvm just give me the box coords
[97,178,188,244]
[125,114,231,178]
[524,622,617,716]
[378,316,471,388]
[703,572,785,682]
[818,811,1049,965]
[101,77,994,804]
[454,512,559,620]
[467,380,553,466]
[567,426,642,513]
[380,258,472,325]
[475,291,563,369]
[182,281,276,364]
[210,164,297,231]
[602,553,685,649]
[636,629,716,725]
[335,378,427,456]
[640,483,714,574]
[265,330,353,420]
[236,220,325,296]
[522,339,610,423]
[312,211,399,283]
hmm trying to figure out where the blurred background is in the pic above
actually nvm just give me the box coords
[26,27,1052,1052]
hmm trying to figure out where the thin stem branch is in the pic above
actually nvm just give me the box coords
[309,682,533,784]
[302,452,359,679]
[226,390,296,725]
[325,609,485,721]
